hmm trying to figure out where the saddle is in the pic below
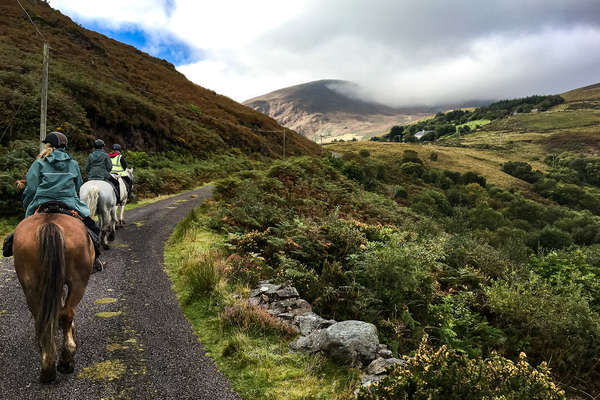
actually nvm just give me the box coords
[35,202,82,220]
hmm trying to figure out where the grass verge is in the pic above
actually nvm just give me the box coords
[164,202,359,400]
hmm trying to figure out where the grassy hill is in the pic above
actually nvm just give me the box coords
[0,0,320,157]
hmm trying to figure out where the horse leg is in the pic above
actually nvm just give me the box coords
[119,202,126,226]
[57,303,76,374]
[19,281,56,382]
[99,212,110,250]
[108,207,117,241]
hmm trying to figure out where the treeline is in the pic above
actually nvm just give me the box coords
[375,94,564,143]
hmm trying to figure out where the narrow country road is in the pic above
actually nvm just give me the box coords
[0,186,242,400]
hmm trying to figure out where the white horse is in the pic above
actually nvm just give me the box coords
[80,180,117,249]
[114,168,134,227]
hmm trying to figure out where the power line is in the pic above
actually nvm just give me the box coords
[15,0,47,42]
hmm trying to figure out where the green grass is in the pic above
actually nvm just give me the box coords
[456,119,491,132]
[164,204,359,399]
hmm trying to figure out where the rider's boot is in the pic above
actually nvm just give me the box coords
[2,232,14,257]
[82,217,103,272]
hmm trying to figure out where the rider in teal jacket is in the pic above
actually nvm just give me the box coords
[23,141,90,218]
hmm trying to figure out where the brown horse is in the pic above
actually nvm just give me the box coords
[13,212,94,383]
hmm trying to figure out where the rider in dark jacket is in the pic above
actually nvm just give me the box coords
[3,132,104,271]
[86,139,121,200]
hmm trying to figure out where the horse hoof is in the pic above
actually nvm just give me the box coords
[108,232,115,241]
[57,362,74,374]
[102,243,110,250]
[40,367,56,383]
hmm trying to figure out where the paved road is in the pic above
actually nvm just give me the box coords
[0,186,242,400]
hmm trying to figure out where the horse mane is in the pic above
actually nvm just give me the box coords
[36,223,66,356]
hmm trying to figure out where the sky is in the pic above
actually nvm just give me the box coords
[49,0,600,106]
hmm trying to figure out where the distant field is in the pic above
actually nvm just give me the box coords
[326,141,540,190]
[456,119,491,132]
[486,110,600,132]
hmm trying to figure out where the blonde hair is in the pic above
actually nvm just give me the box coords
[37,143,55,159]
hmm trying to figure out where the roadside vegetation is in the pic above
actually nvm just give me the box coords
[164,204,359,400]
[165,149,600,397]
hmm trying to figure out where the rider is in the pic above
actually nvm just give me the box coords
[86,139,121,200]
[2,132,104,271]
[108,143,132,200]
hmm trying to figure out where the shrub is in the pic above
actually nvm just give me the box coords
[359,149,370,158]
[358,337,565,400]
[400,161,424,177]
[486,272,600,381]
[429,151,438,161]
[179,250,221,301]
[221,300,297,337]
[393,185,408,199]
[502,161,543,183]
[402,149,422,164]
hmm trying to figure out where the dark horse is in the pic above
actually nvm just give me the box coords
[13,212,94,383]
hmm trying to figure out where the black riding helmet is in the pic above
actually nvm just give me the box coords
[42,132,61,148]
[113,143,121,151]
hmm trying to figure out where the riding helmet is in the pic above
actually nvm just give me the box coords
[53,131,68,148]
[113,144,121,151]
[42,132,60,147]
[94,139,105,148]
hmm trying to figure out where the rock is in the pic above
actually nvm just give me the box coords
[360,374,385,387]
[250,283,281,298]
[277,312,296,320]
[295,312,336,336]
[290,299,312,316]
[323,321,379,367]
[366,357,404,375]
[376,344,393,359]
[289,329,327,353]
[275,286,299,299]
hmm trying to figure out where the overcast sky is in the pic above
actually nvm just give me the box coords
[49,0,600,106]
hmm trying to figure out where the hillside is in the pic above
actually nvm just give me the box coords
[243,79,433,142]
[0,0,320,157]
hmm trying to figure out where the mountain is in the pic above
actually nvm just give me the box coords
[0,0,320,157]
[243,80,485,142]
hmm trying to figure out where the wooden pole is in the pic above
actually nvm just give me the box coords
[39,42,49,151]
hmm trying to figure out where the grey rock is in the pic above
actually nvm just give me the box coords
[276,286,299,299]
[377,348,393,359]
[250,283,281,298]
[295,312,336,336]
[360,374,385,387]
[323,321,380,367]
[289,329,327,353]
[277,312,296,320]
[366,357,404,375]
[290,299,312,316]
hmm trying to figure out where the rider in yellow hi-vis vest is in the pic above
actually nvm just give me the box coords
[109,144,132,201]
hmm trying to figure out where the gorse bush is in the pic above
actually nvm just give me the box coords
[358,337,565,400]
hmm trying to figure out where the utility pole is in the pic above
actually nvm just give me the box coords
[282,127,286,160]
[39,42,49,151]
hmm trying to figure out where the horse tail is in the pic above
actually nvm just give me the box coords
[36,223,66,352]
[87,185,99,219]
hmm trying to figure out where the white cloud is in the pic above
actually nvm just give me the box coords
[50,0,600,104]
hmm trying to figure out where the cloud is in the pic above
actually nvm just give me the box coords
[50,0,600,105]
